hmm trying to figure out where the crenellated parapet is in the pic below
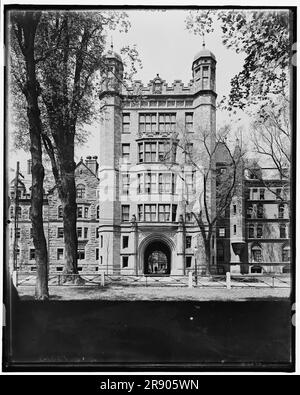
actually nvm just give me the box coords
[123,74,195,97]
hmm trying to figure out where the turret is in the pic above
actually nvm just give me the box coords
[192,43,216,93]
[100,44,124,97]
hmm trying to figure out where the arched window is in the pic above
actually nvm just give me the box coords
[58,205,63,219]
[282,243,290,262]
[76,184,85,199]
[278,203,285,219]
[96,205,99,219]
[251,243,262,263]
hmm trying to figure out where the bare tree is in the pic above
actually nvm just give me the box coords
[166,124,244,275]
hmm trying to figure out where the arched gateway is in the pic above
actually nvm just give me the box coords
[139,234,174,275]
[144,241,171,275]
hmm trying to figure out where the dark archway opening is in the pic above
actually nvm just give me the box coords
[144,241,171,275]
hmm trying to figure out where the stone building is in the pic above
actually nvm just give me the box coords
[98,44,217,276]
[8,44,291,277]
[8,157,100,273]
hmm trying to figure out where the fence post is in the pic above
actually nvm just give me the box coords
[101,272,105,287]
[188,271,193,288]
[272,276,274,288]
[226,272,231,290]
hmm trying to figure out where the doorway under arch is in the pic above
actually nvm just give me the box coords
[144,240,171,275]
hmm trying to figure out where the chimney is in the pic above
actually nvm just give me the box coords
[85,156,98,176]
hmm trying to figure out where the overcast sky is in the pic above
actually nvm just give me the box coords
[9,8,248,175]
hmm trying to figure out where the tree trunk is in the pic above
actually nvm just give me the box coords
[21,13,49,299]
[58,139,84,284]
[204,239,211,276]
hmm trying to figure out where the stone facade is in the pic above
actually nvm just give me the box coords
[98,44,217,275]
[8,158,100,273]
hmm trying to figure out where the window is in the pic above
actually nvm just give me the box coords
[96,248,99,260]
[122,256,129,268]
[122,173,130,195]
[122,236,129,249]
[253,250,262,263]
[186,256,192,268]
[57,227,64,238]
[145,204,157,221]
[158,113,176,133]
[260,189,265,200]
[96,205,99,219]
[100,256,103,265]
[145,172,157,193]
[158,173,171,194]
[257,224,263,239]
[57,248,64,261]
[282,244,290,262]
[77,248,85,260]
[77,206,83,218]
[122,113,130,133]
[29,248,35,260]
[84,207,89,218]
[233,225,237,235]
[186,236,192,249]
[158,141,170,161]
[96,227,99,239]
[121,205,130,222]
[100,235,103,248]
[58,205,63,218]
[248,224,255,239]
[247,205,253,219]
[185,113,193,132]
[122,144,130,163]
[77,227,82,238]
[138,143,144,163]
[30,228,33,238]
[280,224,286,238]
[76,184,85,199]
[172,205,177,221]
[257,204,264,219]
[84,227,88,239]
[252,188,258,199]
[158,204,170,222]
[278,204,285,219]
[145,142,157,162]
[139,113,157,133]
[202,66,209,88]
[138,205,143,221]
[233,205,237,215]
[219,228,225,237]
